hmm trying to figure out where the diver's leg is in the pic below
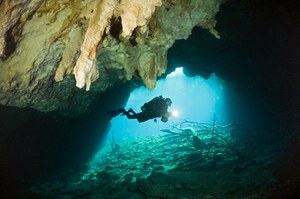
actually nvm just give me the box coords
[107,108,125,118]
[128,108,136,114]
[122,110,138,119]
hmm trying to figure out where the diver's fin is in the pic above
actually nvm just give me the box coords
[107,108,125,118]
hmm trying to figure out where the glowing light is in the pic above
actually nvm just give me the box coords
[171,110,179,117]
[167,67,183,78]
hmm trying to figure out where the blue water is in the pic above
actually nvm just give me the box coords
[106,67,253,146]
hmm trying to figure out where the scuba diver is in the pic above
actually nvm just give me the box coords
[108,96,172,123]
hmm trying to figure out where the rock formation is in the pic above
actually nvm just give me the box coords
[0,0,224,115]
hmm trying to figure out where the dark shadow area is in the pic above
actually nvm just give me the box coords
[167,0,300,197]
[3,26,18,60]
[167,0,300,130]
[0,83,130,198]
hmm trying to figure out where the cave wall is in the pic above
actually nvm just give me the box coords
[167,1,300,196]
[167,0,300,127]
[0,82,131,181]
[0,0,224,115]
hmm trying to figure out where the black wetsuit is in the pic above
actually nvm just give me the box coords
[123,96,169,123]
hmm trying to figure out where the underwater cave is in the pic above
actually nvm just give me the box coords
[0,0,300,198]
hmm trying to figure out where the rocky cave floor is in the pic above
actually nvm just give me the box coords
[29,121,288,199]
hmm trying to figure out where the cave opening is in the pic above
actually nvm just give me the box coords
[106,67,239,145]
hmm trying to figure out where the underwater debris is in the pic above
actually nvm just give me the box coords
[29,120,283,198]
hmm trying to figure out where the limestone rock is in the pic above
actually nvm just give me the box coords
[54,26,83,82]
[73,0,118,91]
[0,0,224,114]
[118,0,162,37]
[0,0,44,59]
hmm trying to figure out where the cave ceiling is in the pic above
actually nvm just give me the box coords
[0,0,224,115]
